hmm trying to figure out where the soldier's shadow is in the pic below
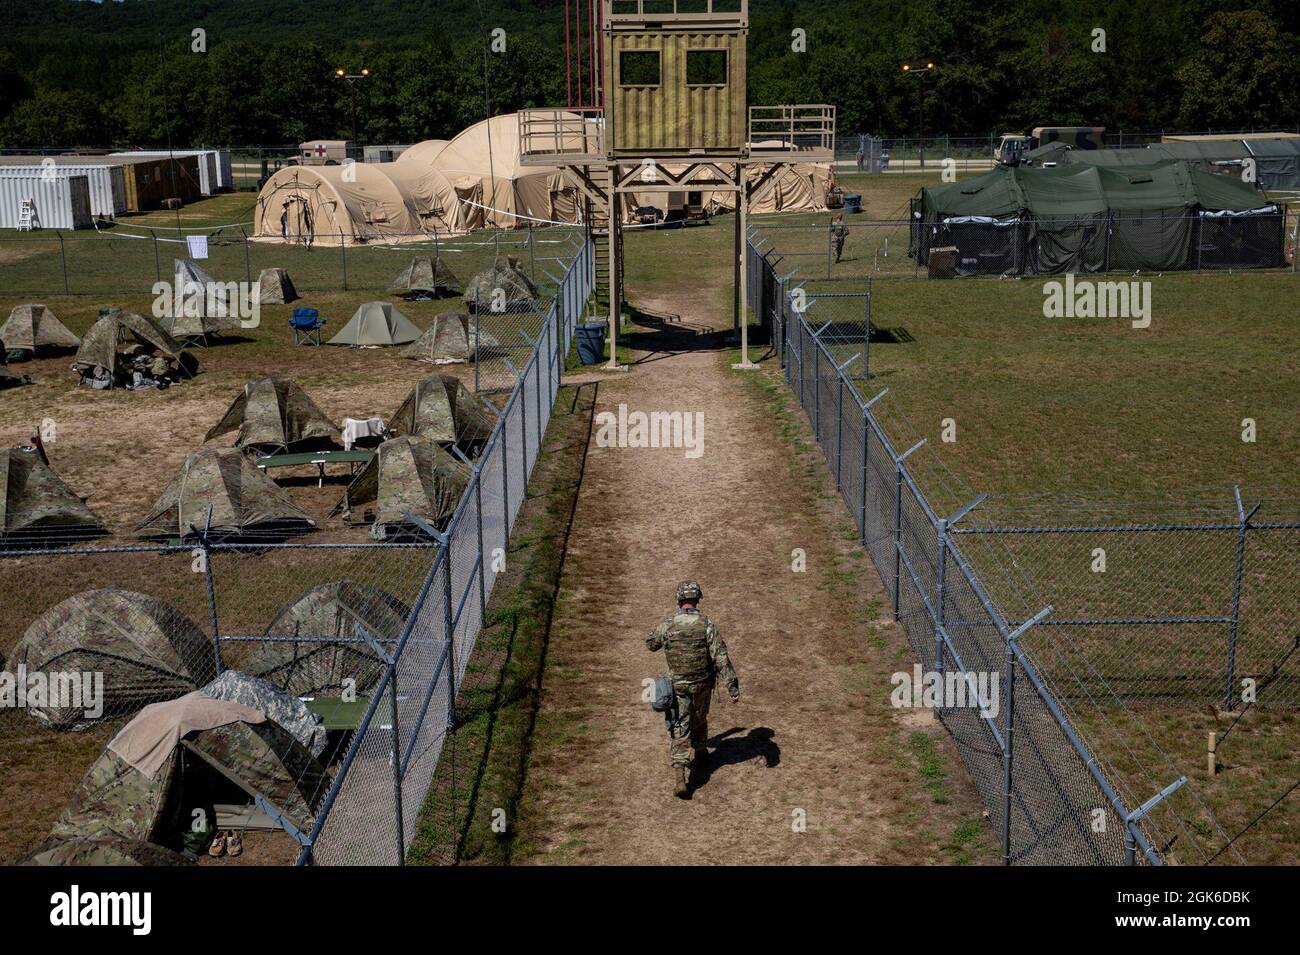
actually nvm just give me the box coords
[694,727,779,788]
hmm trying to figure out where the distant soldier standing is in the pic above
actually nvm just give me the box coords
[830,214,848,263]
[646,581,740,798]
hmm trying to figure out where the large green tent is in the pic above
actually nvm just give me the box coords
[0,447,104,543]
[912,160,1284,274]
[385,373,498,454]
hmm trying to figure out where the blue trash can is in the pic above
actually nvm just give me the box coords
[844,193,863,214]
[575,322,606,365]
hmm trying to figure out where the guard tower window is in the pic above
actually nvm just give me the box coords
[620,50,662,87]
[686,49,728,87]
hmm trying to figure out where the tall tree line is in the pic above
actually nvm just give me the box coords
[2,0,1298,149]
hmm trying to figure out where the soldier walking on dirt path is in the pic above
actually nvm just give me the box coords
[646,580,740,799]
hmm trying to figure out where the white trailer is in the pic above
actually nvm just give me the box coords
[0,174,93,229]
[0,162,126,217]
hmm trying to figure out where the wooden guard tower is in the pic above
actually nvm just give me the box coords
[519,0,835,368]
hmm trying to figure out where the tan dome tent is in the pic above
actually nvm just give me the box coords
[398,139,451,166]
[245,582,411,697]
[26,677,329,859]
[5,588,216,729]
[256,268,297,304]
[390,256,461,298]
[400,311,499,363]
[137,447,316,541]
[252,162,476,246]
[327,301,421,347]
[0,446,104,543]
[386,373,499,453]
[73,310,185,382]
[205,376,342,454]
[415,114,582,228]
[0,304,81,362]
[463,254,540,313]
[333,436,470,539]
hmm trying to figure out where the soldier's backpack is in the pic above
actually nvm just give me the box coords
[651,675,675,713]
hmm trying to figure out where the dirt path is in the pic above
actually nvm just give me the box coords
[514,288,990,864]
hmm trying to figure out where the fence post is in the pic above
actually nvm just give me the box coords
[474,465,488,629]
[1002,629,1015,865]
[390,664,405,864]
[813,345,821,436]
[826,222,833,278]
[934,517,947,677]
[340,230,348,290]
[57,232,69,295]
[1225,487,1258,710]
[859,404,870,540]
[502,407,512,534]
[199,506,223,675]
[241,227,252,283]
[151,229,161,284]
[835,377,844,491]
[892,459,903,620]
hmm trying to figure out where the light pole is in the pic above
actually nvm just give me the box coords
[335,67,372,160]
[902,61,935,172]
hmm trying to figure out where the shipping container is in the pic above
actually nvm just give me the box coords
[0,174,93,229]
[0,160,126,216]
[0,154,199,211]
[112,149,232,194]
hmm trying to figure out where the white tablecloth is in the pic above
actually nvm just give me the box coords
[342,417,386,450]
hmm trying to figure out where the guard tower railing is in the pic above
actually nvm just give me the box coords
[749,105,837,161]
[518,108,606,165]
[606,0,747,29]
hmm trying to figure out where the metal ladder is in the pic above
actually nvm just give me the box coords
[16,198,35,231]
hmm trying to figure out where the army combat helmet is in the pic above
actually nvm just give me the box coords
[676,580,703,602]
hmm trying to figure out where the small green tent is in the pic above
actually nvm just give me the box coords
[463,254,539,313]
[400,311,499,363]
[137,447,316,540]
[244,582,411,697]
[205,376,342,454]
[385,373,498,453]
[0,304,81,362]
[73,310,185,379]
[390,256,461,297]
[334,435,470,539]
[0,447,104,543]
[6,588,216,729]
[327,302,421,347]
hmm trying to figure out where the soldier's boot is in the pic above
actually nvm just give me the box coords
[673,765,690,799]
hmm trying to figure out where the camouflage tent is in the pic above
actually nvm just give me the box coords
[162,309,241,346]
[390,256,461,297]
[400,311,500,363]
[244,581,411,697]
[0,447,104,542]
[5,588,216,730]
[73,310,184,378]
[386,373,498,453]
[334,436,470,539]
[201,670,328,757]
[137,447,316,540]
[463,254,540,312]
[205,376,342,454]
[19,828,192,866]
[168,259,228,318]
[28,682,330,859]
[327,301,422,347]
[256,267,297,305]
[0,304,81,361]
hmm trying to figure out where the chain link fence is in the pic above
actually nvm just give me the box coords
[0,236,593,866]
[750,236,1300,865]
[0,225,586,299]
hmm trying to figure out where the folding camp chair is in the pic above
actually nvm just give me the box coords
[289,308,327,346]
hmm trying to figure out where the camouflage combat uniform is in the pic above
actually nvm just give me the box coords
[831,216,848,263]
[646,608,739,768]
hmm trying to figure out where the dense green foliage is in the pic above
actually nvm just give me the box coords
[2,0,1299,148]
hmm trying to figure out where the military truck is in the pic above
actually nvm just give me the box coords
[995,127,1105,165]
